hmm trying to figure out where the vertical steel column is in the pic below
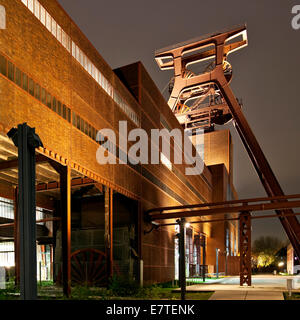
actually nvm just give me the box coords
[216,248,219,278]
[16,124,42,300]
[13,186,20,286]
[138,201,143,285]
[60,165,71,297]
[239,211,252,286]
[104,186,113,279]
[178,218,186,300]
[109,188,113,277]
[202,235,206,282]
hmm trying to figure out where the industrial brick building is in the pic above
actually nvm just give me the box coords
[0,0,239,288]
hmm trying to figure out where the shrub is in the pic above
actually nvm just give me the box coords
[108,275,140,297]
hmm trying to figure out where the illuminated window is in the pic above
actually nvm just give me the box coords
[0,197,13,219]
[51,18,56,37]
[71,41,76,58]
[61,30,67,48]
[57,24,61,42]
[28,0,33,13]
[0,242,14,267]
[34,0,40,19]
[83,54,87,71]
[40,5,45,26]
[45,11,51,32]
[20,0,140,126]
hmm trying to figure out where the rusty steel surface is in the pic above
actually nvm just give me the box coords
[239,212,252,286]
[155,25,300,259]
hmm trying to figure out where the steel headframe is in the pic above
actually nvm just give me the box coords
[155,24,300,260]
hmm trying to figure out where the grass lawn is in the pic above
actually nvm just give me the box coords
[0,282,213,300]
[283,292,300,300]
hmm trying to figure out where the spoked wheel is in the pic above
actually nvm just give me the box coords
[71,248,107,286]
[56,248,107,286]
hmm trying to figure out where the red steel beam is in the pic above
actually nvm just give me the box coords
[158,212,300,227]
[0,154,49,171]
[150,199,300,220]
[36,177,96,192]
[146,193,300,214]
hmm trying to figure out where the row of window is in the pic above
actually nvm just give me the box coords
[0,54,72,122]
[20,0,140,127]
[0,53,111,147]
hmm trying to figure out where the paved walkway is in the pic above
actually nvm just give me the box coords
[209,290,284,300]
[177,275,300,300]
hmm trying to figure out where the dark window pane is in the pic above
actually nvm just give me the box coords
[67,108,71,123]
[41,88,46,104]
[29,78,34,96]
[47,93,52,108]
[52,97,57,112]
[0,55,7,76]
[72,111,76,126]
[22,74,28,91]
[57,101,62,115]
[77,115,81,130]
[15,68,22,87]
[80,118,84,132]
[35,83,40,100]
[63,105,67,119]
[7,61,14,81]
[88,124,91,137]
[92,127,95,140]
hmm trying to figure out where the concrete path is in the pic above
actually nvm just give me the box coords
[209,290,284,300]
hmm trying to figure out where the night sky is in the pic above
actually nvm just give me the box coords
[58,0,300,242]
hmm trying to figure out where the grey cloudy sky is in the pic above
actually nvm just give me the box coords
[58,0,300,241]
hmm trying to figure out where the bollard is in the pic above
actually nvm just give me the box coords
[287,278,293,297]
[0,267,5,289]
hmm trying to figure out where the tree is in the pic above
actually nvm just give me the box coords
[252,236,284,268]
